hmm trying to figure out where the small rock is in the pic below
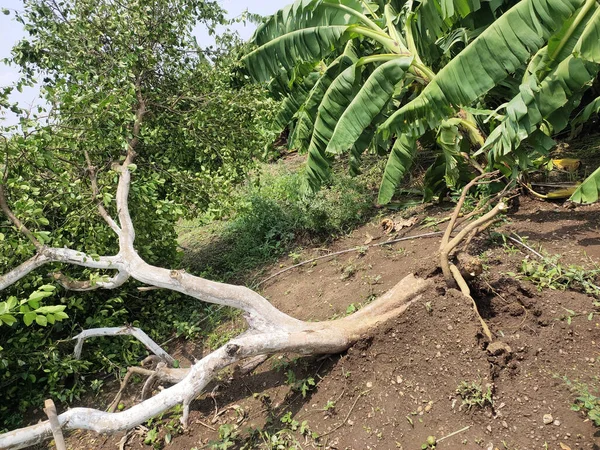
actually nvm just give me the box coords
[543,414,553,425]
[396,376,403,384]
[486,425,492,432]
[553,419,561,426]
[502,421,508,429]
[366,382,373,388]
[425,401,433,413]
[487,341,512,356]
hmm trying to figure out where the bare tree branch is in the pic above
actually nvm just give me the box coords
[0,248,123,291]
[83,150,121,234]
[50,270,129,291]
[72,326,175,365]
[0,274,429,450]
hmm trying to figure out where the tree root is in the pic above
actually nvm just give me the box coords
[439,172,507,341]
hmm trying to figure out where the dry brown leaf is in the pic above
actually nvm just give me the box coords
[396,216,418,230]
[380,216,417,234]
[559,443,572,450]
[381,218,395,234]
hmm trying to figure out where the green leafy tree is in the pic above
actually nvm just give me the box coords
[243,0,600,203]
[0,0,277,428]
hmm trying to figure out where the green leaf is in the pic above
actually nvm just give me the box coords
[53,311,69,320]
[274,72,320,129]
[378,134,418,204]
[382,0,586,135]
[326,56,413,155]
[0,315,17,326]
[28,290,53,302]
[570,165,600,204]
[35,305,66,314]
[573,5,600,62]
[23,312,36,326]
[305,63,360,190]
[571,95,600,134]
[39,285,56,292]
[245,0,366,82]
[35,315,48,327]
[6,297,17,311]
[479,56,599,160]
[527,0,599,79]
[289,53,356,152]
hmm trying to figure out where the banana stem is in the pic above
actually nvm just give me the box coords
[352,26,402,53]
[331,3,385,33]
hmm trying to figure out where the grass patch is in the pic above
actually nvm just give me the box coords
[455,380,494,410]
[562,376,600,427]
[178,156,384,283]
[515,254,600,296]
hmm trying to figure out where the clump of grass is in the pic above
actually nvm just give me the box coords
[456,381,494,410]
[517,255,600,296]
[179,158,383,282]
[562,376,600,426]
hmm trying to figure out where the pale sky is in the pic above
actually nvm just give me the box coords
[0,0,281,125]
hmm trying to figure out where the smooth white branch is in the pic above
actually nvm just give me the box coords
[72,326,175,366]
[0,247,124,291]
[0,274,430,450]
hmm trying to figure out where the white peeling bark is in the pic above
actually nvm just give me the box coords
[72,326,176,366]
[0,274,429,450]
[0,156,432,449]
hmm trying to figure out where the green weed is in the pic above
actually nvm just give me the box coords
[517,255,600,296]
[456,380,494,410]
[562,376,600,426]
[178,159,382,283]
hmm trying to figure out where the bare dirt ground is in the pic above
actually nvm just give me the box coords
[56,194,600,450]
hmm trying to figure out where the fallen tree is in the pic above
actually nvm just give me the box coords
[0,150,431,448]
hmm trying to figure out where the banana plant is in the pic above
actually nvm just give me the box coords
[243,0,600,204]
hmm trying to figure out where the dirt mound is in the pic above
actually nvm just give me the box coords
[61,197,600,449]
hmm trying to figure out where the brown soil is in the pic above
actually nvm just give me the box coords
[56,196,600,450]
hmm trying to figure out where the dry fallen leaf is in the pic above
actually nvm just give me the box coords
[552,158,580,171]
[381,218,395,234]
[559,443,572,450]
[380,216,417,234]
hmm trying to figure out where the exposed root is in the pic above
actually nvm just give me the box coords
[439,172,507,342]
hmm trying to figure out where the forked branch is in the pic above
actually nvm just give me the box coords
[0,147,433,449]
[0,274,430,449]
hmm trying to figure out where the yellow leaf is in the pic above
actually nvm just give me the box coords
[545,185,579,199]
[552,158,580,171]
